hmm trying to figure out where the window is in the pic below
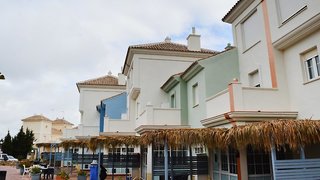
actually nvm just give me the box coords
[302,49,319,81]
[276,0,306,24]
[247,146,271,176]
[192,83,199,106]
[194,146,205,154]
[249,69,261,87]
[228,148,237,174]
[241,10,261,50]
[276,145,300,160]
[122,147,134,155]
[220,148,238,174]
[170,93,176,108]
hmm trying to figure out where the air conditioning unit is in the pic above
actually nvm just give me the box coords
[67,161,72,166]
[63,161,72,166]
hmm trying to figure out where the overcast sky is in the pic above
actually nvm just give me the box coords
[0,0,237,138]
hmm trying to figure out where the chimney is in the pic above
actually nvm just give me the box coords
[164,36,171,43]
[224,43,233,50]
[187,27,201,51]
[118,73,126,85]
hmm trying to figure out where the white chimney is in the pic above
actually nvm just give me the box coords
[187,27,201,51]
[164,36,171,43]
[118,73,126,85]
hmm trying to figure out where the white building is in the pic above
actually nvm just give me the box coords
[64,72,126,138]
[22,115,73,144]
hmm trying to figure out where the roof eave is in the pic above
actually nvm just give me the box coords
[161,75,180,93]
[123,48,215,76]
[222,0,255,23]
[181,62,204,82]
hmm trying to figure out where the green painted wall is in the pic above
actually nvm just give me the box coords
[179,80,188,125]
[200,48,239,98]
[168,78,188,125]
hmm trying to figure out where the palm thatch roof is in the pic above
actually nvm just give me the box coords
[140,119,320,151]
[36,143,60,148]
[59,120,320,151]
[60,139,89,149]
[60,135,141,151]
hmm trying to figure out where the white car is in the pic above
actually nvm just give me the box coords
[7,155,18,162]
[0,153,8,161]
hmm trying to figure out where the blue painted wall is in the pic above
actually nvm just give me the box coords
[97,92,127,132]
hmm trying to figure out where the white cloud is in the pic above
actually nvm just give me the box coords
[0,0,237,138]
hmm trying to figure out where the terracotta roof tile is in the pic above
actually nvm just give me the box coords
[222,0,241,21]
[129,42,217,54]
[52,118,74,126]
[77,75,121,86]
[22,115,51,122]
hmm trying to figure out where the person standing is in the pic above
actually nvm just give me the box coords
[100,165,107,180]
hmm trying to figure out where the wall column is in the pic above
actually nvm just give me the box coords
[239,147,248,180]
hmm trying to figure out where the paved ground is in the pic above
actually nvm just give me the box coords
[0,166,79,180]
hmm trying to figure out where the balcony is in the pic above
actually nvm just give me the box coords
[136,104,181,128]
[203,82,297,127]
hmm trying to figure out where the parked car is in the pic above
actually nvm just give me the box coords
[7,155,18,162]
[0,153,8,161]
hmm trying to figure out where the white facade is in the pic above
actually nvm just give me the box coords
[23,119,52,143]
[64,74,126,138]
[212,0,320,122]
[129,54,197,128]
[22,115,73,144]
[79,86,125,127]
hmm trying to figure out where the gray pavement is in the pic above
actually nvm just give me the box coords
[0,166,79,180]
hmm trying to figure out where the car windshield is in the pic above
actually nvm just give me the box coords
[8,156,14,159]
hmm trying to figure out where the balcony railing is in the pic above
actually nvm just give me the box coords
[206,82,290,119]
[136,105,181,127]
[153,154,208,176]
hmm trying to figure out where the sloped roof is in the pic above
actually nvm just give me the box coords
[222,0,255,23]
[123,40,218,75]
[129,41,217,54]
[77,75,119,86]
[22,115,51,122]
[52,118,74,126]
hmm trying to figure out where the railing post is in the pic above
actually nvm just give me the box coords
[300,146,305,159]
[164,138,169,180]
[49,143,52,165]
[170,148,174,180]
[189,146,192,180]
[81,145,84,170]
[126,145,128,179]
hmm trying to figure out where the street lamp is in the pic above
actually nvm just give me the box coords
[0,72,5,80]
